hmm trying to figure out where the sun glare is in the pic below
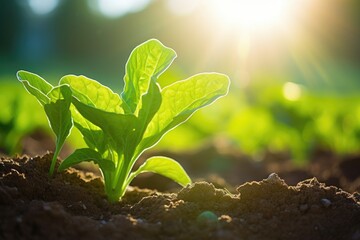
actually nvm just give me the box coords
[209,0,294,31]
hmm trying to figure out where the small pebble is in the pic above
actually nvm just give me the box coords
[137,218,145,224]
[197,211,218,225]
[299,204,309,212]
[320,198,332,208]
[43,204,52,211]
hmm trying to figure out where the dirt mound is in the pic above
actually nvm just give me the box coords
[1,154,360,239]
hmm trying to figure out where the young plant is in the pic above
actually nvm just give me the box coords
[17,39,230,202]
[17,72,73,176]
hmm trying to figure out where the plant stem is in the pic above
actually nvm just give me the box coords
[49,141,61,177]
[106,154,128,202]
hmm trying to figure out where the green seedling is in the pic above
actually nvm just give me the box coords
[17,72,73,176]
[17,39,230,202]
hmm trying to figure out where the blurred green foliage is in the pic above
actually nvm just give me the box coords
[1,68,360,163]
[157,69,360,164]
[0,80,86,155]
[0,80,48,154]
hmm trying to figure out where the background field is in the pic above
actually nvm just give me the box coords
[1,0,360,165]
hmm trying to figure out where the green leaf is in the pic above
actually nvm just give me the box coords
[44,85,73,139]
[44,85,73,175]
[17,70,53,95]
[71,97,136,153]
[60,75,124,114]
[129,156,191,187]
[70,104,106,153]
[74,122,106,152]
[60,75,122,153]
[58,148,115,172]
[139,73,230,151]
[126,81,162,158]
[17,70,52,105]
[121,39,176,113]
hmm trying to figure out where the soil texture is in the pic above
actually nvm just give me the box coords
[1,154,360,240]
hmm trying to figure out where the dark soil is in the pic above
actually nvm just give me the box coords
[1,153,360,240]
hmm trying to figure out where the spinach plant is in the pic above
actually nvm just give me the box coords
[17,39,230,202]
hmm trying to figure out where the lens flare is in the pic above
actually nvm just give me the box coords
[88,0,152,18]
[209,0,294,31]
[283,82,302,101]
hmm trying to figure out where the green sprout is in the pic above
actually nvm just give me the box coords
[17,39,230,202]
[17,72,73,176]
